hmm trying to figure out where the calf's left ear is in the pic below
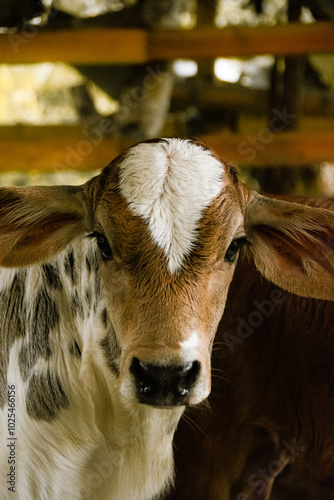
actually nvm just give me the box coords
[244,193,334,300]
[0,185,90,267]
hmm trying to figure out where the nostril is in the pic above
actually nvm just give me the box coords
[180,360,201,393]
[130,357,155,395]
[130,357,148,378]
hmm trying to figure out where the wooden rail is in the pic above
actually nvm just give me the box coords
[172,84,334,115]
[0,127,333,171]
[1,22,333,64]
[201,130,334,167]
[149,22,334,59]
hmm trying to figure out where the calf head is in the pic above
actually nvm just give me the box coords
[1,138,334,409]
[86,139,245,406]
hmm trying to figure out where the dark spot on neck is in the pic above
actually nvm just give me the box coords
[19,288,58,381]
[69,340,82,358]
[42,264,63,291]
[0,270,27,400]
[71,290,84,319]
[101,308,108,328]
[64,251,77,285]
[86,250,99,275]
[26,371,69,421]
[85,288,92,309]
[0,271,27,354]
[99,316,121,376]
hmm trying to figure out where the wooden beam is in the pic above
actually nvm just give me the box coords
[172,84,334,116]
[0,22,333,65]
[0,127,333,171]
[149,22,334,59]
[0,126,127,172]
[201,130,334,167]
[0,28,148,64]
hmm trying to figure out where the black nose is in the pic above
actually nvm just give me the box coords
[130,357,201,407]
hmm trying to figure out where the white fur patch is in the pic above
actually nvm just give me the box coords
[179,331,200,363]
[180,331,199,350]
[119,138,224,272]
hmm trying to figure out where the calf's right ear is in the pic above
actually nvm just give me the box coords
[0,185,91,267]
[244,193,334,300]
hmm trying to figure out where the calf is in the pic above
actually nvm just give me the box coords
[169,197,334,500]
[0,138,333,500]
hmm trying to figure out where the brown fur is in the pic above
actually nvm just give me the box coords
[168,198,334,500]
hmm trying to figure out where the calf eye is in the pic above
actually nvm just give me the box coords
[224,237,248,263]
[88,232,113,261]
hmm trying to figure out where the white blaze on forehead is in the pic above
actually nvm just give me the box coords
[119,138,224,272]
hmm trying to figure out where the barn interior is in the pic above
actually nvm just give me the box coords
[0,0,334,196]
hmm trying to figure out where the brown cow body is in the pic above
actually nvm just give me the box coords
[170,198,334,500]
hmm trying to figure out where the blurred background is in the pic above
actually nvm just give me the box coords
[0,0,334,195]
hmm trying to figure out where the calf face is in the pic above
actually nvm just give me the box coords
[83,139,247,406]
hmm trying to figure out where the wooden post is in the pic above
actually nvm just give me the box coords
[196,0,218,83]
[256,0,316,194]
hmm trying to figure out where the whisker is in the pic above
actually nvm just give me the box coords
[211,367,227,374]
[212,343,229,352]
[211,368,230,382]
[209,390,229,398]
[211,374,230,383]
[181,412,210,442]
